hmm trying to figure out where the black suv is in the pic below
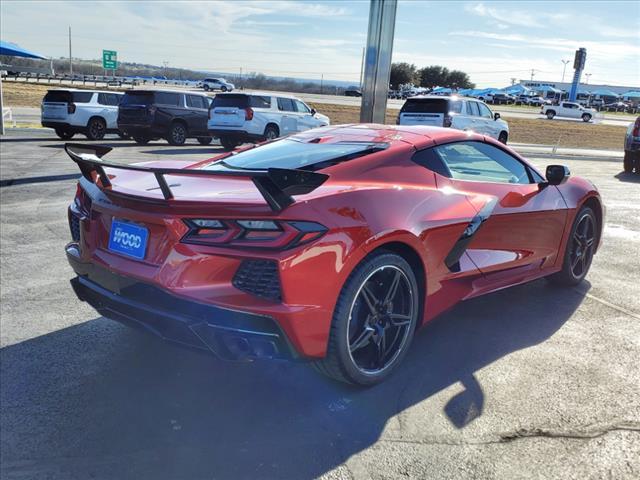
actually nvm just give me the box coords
[118,90,213,145]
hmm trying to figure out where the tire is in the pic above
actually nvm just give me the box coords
[117,132,130,140]
[133,135,150,145]
[203,85,210,91]
[312,251,420,386]
[547,206,597,286]
[55,128,74,140]
[197,137,213,145]
[623,152,634,173]
[85,117,106,140]
[546,110,556,119]
[264,124,279,141]
[582,113,592,122]
[221,86,228,92]
[167,122,187,146]
[219,136,239,151]
[498,131,508,144]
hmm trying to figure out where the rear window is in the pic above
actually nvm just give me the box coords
[155,92,181,106]
[212,94,249,108]
[250,96,271,109]
[44,91,93,103]
[401,98,462,114]
[207,139,386,171]
[121,92,154,106]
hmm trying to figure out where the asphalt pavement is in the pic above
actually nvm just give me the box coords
[1,130,639,480]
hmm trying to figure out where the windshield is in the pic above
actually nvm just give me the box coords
[206,139,386,171]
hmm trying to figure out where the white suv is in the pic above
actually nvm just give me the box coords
[41,89,124,140]
[398,95,510,143]
[542,102,596,122]
[208,92,330,150]
[202,78,234,92]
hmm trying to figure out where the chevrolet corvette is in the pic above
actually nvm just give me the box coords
[65,125,603,385]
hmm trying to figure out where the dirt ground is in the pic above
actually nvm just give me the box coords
[1,81,625,150]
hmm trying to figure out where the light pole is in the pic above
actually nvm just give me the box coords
[561,59,570,82]
[585,73,592,84]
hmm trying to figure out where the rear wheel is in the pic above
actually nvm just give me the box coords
[133,135,150,145]
[221,86,228,92]
[85,117,106,140]
[498,131,508,144]
[167,122,187,146]
[219,136,239,151]
[312,251,419,386]
[582,113,592,122]
[546,110,556,119]
[203,85,210,92]
[547,206,597,286]
[264,124,279,141]
[197,137,213,145]
[623,152,634,173]
[55,128,74,140]
[117,132,130,140]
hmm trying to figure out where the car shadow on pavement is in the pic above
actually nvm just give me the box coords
[614,171,640,183]
[0,279,587,480]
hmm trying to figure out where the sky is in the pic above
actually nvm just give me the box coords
[1,0,639,88]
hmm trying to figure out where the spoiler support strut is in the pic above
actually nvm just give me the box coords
[64,143,329,212]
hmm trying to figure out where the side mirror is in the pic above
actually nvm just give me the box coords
[310,108,317,116]
[494,112,501,120]
[544,165,570,186]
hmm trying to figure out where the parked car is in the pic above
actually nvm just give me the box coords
[207,92,330,150]
[117,90,213,145]
[202,78,234,92]
[542,102,596,122]
[64,125,603,385]
[41,89,124,140]
[345,87,362,97]
[624,116,640,174]
[397,95,509,143]
[602,101,629,112]
[490,93,515,105]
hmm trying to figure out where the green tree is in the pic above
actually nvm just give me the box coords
[418,66,449,89]
[445,70,475,89]
[390,62,417,89]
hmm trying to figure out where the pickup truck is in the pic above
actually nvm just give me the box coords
[542,101,596,122]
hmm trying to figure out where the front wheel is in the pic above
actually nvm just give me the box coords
[167,122,187,146]
[498,131,508,144]
[312,251,419,386]
[85,117,106,140]
[197,137,213,145]
[219,136,239,151]
[547,206,597,286]
[133,135,150,145]
[546,111,556,119]
[263,124,279,141]
[582,113,592,122]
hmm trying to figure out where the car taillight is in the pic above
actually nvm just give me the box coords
[444,115,452,128]
[73,184,92,214]
[633,118,640,137]
[244,107,254,121]
[182,219,327,250]
[68,103,76,114]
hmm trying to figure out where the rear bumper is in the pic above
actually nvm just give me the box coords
[208,128,264,141]
[66,244,298,361]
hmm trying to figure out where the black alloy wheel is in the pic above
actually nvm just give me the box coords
[168,122,187,146]
[86,118,106,140]
[55,128,74,140]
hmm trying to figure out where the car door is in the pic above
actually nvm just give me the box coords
[429,141,568,284]
[477,102,500,139]
[186,94,209,135]
[276,97,297,135]
[292,99,317,131]
[467,101,487,134]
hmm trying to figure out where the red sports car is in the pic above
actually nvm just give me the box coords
[65,125,603,385]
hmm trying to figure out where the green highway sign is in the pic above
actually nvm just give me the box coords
[102,50,117,69]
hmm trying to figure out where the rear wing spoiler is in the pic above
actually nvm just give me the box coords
[64,143,328,212]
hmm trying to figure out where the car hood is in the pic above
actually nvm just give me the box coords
[314,113,331,124]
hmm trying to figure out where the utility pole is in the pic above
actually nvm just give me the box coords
[68,26,73,75]
[585,73,592,84]
[561,59,570,82]
[530,69,535,81]
[510,77,517,85]
[162,61,169,78]
[359,46,365,89]
[320,73,323,94]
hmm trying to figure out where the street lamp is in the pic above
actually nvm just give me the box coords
[561,59,570,82]
[585,73,592,84]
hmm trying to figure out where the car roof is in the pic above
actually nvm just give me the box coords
[216,91,301,100]
[46,88,123,95]
[405,95,474,101]
[125,89,207,96]
[290,123,483,149]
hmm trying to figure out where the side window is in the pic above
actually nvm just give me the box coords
[468,102,481,116]
[433,141,533,184]
[449,100,463,114]
[187,95,206,109]
[155,92,180,106]
[97,93,109,105]
[277,97,296,112]
[72,92,93,103]
[412,148,451,177]
[250,96,271,109]
[294,100,311,113]
[478,103,493,119]
[110,94,123,106]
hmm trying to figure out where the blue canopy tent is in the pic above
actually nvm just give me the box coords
[502,84,531,95]
[622,91,640,101]
[457,88,477,96]
[431,86,452,94]
[0,41,47,134]
[591,88,620,98]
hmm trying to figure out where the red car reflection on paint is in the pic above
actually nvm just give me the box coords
[65,125,603,385]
